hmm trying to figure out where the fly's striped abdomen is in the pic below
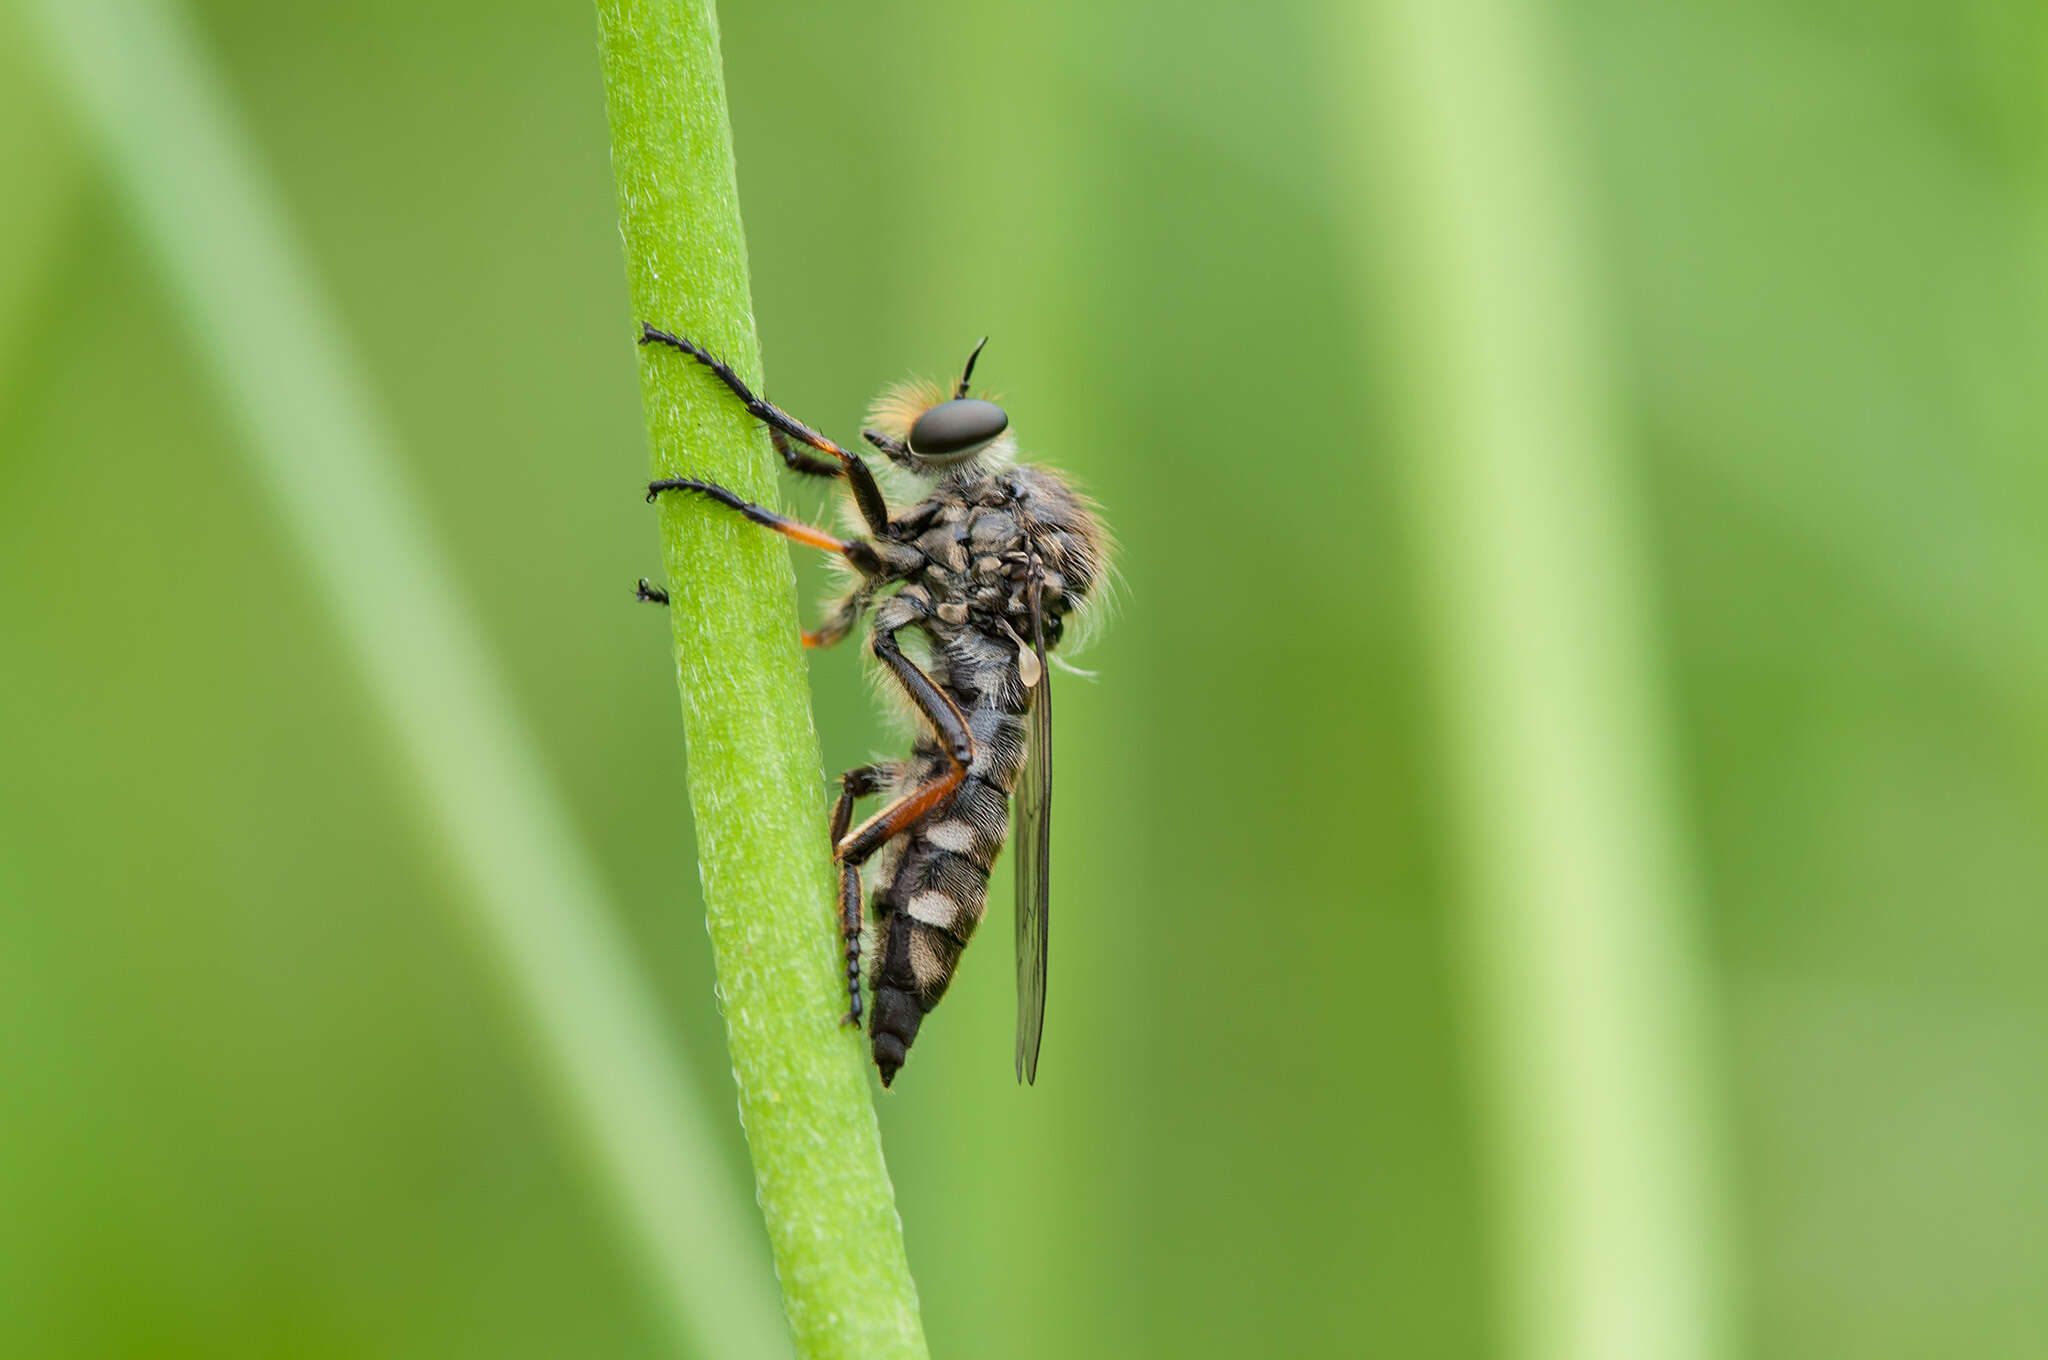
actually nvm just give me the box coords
[868,699,1026,1085]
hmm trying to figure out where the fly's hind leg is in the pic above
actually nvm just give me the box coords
[829,763,896,1025]
[834,620,978,867]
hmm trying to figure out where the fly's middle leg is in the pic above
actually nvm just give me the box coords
[636,574,868,651]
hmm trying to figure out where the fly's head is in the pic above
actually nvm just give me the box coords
[863,338,1016,479]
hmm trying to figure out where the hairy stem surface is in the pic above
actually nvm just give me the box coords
[594,3,929,1356]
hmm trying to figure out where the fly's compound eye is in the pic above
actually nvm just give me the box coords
[907,399,1008,462]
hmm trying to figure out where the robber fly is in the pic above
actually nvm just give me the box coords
[635,324,1108,1087]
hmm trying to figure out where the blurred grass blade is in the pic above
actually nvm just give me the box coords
[1330,3,1736,1359]
[24,1,787,1355]
[0,2,82,385]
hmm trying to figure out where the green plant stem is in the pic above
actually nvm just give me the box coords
[1330,3,1734,1359]
[593,4,928,1357]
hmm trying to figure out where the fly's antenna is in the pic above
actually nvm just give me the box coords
[955,336,989,398]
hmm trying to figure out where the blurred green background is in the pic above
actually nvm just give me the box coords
[5,0,2047,1356]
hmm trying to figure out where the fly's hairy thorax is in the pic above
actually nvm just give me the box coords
[891,466,1101,666]
[862,463,1104,1064]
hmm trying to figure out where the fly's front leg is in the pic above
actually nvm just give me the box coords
[639,324,892,532]
[829,763,896,1025]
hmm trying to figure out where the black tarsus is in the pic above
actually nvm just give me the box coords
[638,323,891,532]
[955,336,989,398]
[829,763,890,1026]
[635,578,670,605]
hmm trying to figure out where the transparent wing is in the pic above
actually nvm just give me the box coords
[1013,565,1053,1084]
